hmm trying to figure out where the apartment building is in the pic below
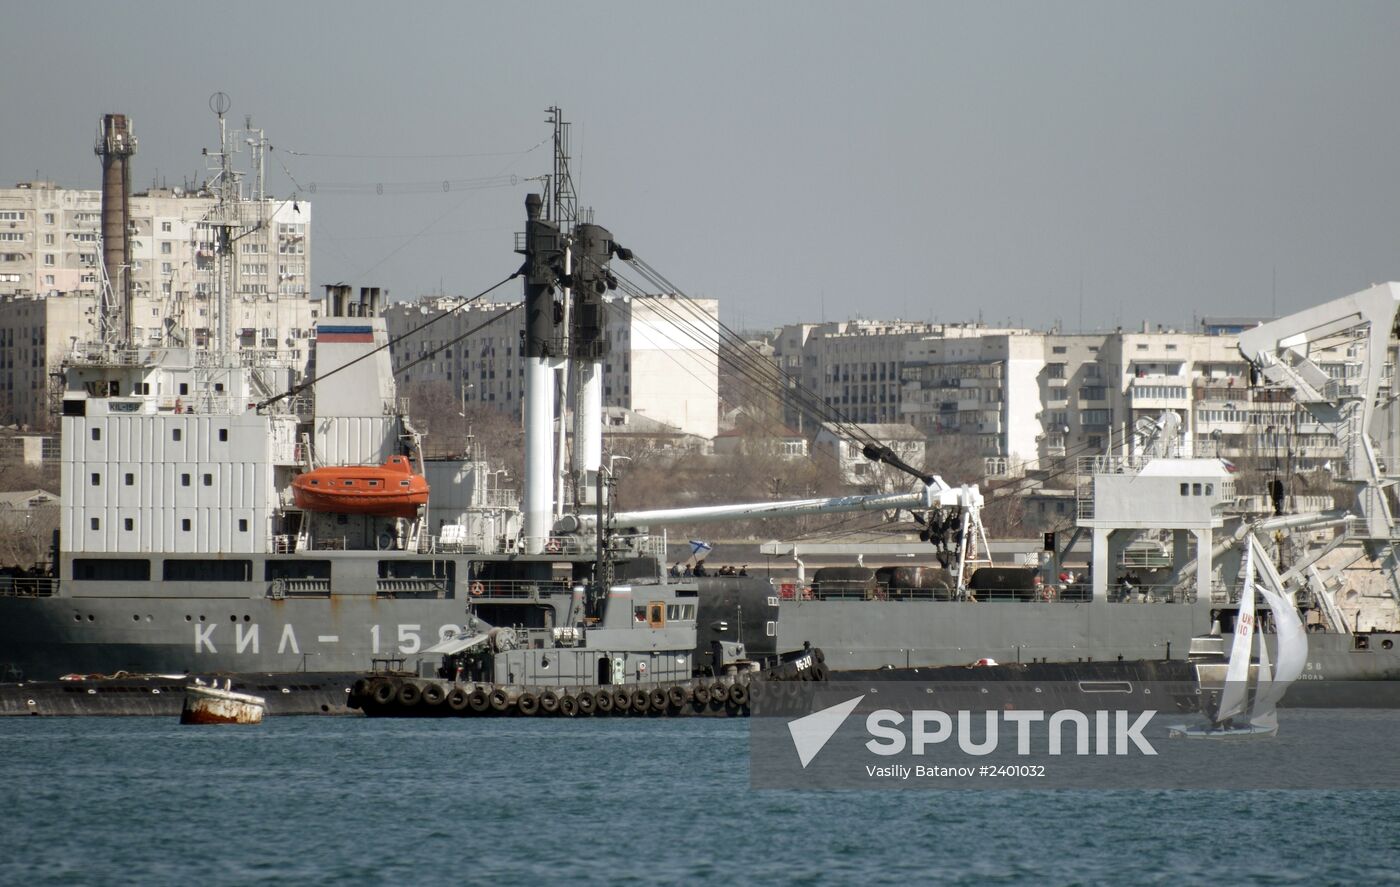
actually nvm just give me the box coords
[0,182,317,428]
[768,320,1024,431]
[384,293,720,439]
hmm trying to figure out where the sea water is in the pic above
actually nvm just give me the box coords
[2,716,1396,885]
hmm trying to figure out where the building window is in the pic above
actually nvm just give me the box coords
[124,518,134,531]
[182,519,191,531]
[181,474,190,486]
[172,428,182,441]
[238,519,248,532]
[218,429,228,442]
[91,428,101,441]
[43,213,54,224]
[125,473,134,485]
[43,254,54,266]
[90,518,100,531]
[203,473,212,486]
[91,473,100,486]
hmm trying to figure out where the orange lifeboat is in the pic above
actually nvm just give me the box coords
[291,455,429,518]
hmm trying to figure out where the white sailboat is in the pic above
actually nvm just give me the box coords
[1170,535,1308,738]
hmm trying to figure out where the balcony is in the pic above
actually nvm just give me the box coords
[1128,375,1190,408]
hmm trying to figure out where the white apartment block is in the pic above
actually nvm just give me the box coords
[384,293,720,439]
[0,182,318,428]
[769,320,1023,431]
[760,314,1364,478]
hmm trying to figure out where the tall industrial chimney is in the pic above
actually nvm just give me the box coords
[95,113,136,348]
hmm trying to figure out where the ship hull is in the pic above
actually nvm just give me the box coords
[5,587,1399,687]
[0,594,470,679]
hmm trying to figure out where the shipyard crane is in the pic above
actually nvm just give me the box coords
[1236,281,1400,612]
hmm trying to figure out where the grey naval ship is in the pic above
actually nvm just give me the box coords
[3,111,1400,694]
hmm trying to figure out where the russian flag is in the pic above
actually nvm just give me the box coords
[318,325,374,343]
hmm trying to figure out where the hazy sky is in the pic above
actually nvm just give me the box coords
[7,1,1400,330]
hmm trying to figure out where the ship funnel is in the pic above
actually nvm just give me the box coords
[95,113,137,349]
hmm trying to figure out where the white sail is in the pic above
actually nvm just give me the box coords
[1216,543,1256,723]
[1250,615,1277,732]
[1249,538,1309,731]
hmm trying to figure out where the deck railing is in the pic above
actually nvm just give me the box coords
[0,577,58,598]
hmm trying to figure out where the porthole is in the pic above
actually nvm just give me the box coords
[1384,639,1395,651]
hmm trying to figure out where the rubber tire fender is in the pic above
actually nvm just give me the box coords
[469,688,491,712]
[539,689,560,714]
[611,688,631,712]
[371,680,397,706]
[596,689,615,713]
[446,687,470,712]
[730,682,750,707]
[630,688,650,713]
[667,685,687,708]
[421,683,446,706]
[517,692,539,715]
[397,681,422,707]
[559,694,578,717]
[488,687,511,712]
[577,690,596,715]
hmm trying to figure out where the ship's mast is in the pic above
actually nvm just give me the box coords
[203,92,241,364]
[546,108,577,521]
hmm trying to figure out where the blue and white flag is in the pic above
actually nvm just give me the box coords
[689,540,713,558]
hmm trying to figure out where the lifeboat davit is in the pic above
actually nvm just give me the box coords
[291,455,429,518]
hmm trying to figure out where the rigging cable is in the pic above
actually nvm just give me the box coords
[256,271,521,410]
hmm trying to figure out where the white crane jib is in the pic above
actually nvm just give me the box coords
[1236,282,1400,532]
[1236,281,1400,602]
[602,476,982,528]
